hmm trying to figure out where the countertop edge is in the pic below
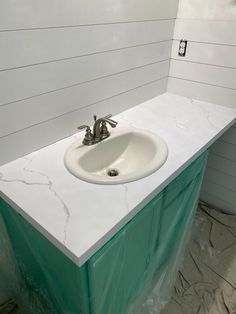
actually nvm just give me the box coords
[0,93,236,267]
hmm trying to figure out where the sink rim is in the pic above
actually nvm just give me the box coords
[64,127,168,185]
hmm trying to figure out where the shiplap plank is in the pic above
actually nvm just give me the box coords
[0,0,178,31]
[210,141,236,161]
[170,60,236,90]
[172,16,236,214]
[0,41,171,106]
[207,151,236,176]
[201,180,236,209]
[0,0,176,166]
[171,40,236,68]
[200,190,236,214]
[0,20,174,70]
[0,78,167,166]
[177,0,236,21]
[0,61,169,137]
[203,167,236,193]
[174,19,236,45]
[167,78,236,108]
[221,127,236,145]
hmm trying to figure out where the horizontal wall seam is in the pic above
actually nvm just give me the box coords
[171,58,236,71]
[203,178,236,193]
[209,152,236,163]
[0,77,167,139]
[0,18,176,33]
[207,165,236,178]
[0,39,172,72]
[169,76,236,91]
[0,59,169,107]
[200,191,236,207]
[176,17,236,23]
[173,39,236,48]
[219,139,236,146]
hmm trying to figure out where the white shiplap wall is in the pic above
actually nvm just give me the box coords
[0,0,179,166]
[168,0,236,213]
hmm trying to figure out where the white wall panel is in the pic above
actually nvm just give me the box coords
[210,141,236,161]
[201,180,236,209]
[0,79,167,165]
[170,60,236,89]
[174,20,236,45]
[0,0,179,30]
[206,152,236,176]
[177,0,236,20]
[0,61,169,137]
[221,126,236,145]
[168,78,236,108]
[0,0,179,165]
[204,167,236,192]
[201,190,236,214]
[0,41,171,106]
[172,40,236,68]
[0,20,175,70]
[200,135,236,213]
[169,1,236,213]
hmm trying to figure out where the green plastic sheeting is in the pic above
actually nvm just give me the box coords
[0,151,208,314]
[0,199,90,314]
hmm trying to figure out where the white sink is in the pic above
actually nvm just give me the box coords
[64,128,168,184]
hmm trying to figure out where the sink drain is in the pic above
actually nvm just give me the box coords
[107,169,119,177]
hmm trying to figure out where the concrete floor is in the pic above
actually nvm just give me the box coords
[1,202,236,314]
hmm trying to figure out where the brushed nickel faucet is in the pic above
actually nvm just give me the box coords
[77,114,118,145]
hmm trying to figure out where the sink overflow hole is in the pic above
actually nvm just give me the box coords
[107,169,119,177]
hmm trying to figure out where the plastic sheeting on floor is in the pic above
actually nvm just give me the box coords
[0,299,20,314]
[0,152,208,314]
[161,201,236,314]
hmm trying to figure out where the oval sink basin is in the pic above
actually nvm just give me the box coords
[64,128,168,184]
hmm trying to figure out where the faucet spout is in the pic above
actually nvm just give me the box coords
[77,114,118,145]
[93,115,118,142]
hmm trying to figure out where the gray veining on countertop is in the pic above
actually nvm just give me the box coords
[0,92,236,266]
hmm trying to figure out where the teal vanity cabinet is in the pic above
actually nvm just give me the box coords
[0,151,208,314]
[0,199,91,314]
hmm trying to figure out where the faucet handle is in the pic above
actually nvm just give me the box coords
[103,114,112,119]
[77,125,94,145]
[77,125,91,131]
[93,114,112,122]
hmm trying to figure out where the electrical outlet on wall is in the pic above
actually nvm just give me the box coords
[178,40,188,57]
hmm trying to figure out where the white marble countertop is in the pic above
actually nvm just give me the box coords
[0,93,236,267]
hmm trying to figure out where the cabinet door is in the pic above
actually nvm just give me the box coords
[0,198,91,314]
[87,152,208,314]
[87,194,163,314]
[147,151,208,298]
